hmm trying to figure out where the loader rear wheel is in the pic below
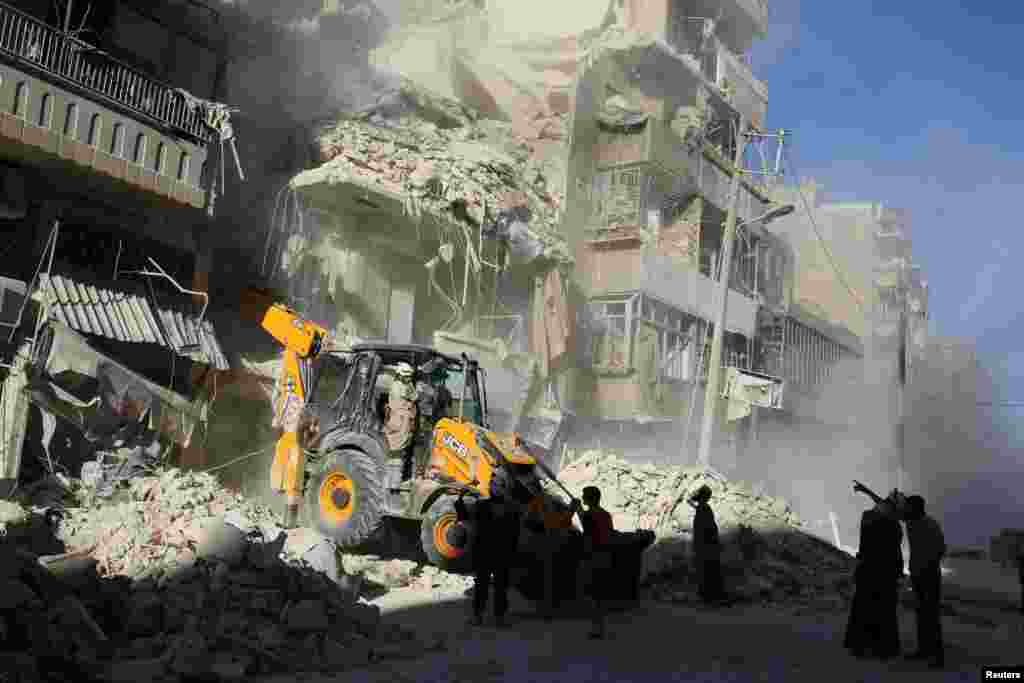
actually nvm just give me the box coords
[306,448,385,547]
[421,496,473,573]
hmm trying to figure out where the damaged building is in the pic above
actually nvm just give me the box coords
[0,0,250,493]
[758,183,930,546]
[557,0,782,466]
[269,84,577,456]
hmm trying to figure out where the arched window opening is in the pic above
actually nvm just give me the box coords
[153,142,165,173]
[37,93,52,128]
[132,133,146,164]
[87,113,102,147]
[109,122,124,157]
[63,102,78,138]
[176,151,189,182]
[12,82,28,117]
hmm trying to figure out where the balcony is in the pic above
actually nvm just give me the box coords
[579,245,758,337]
[594,123,769,223]
[0,3,211,143]
[0,3,209,208]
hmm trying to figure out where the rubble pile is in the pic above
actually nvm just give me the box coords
[0,469,440,682]
[301,80,572,264]
[560,451,856,608]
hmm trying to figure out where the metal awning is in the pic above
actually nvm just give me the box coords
[38,272,229,370]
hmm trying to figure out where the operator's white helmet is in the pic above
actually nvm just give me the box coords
[395,362,415,379]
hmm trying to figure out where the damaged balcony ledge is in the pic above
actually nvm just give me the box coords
[290,103,572,263]
[593,127,770,223]
[582,250,759,338]
[594,28,767,133]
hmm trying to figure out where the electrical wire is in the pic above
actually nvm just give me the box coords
[781,146,865,313]
[202,442,275,474]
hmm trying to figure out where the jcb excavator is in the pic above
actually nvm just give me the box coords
[260,300,553,571]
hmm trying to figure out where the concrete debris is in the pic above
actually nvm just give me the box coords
[0,499,28,530]
[343,554,473,594]
[295,80,572,266]
[559,450,856,607]
[0,467,434,680]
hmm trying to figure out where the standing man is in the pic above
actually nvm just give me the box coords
[903,495,946,669]
[456,472,522,627]
[524,492,577,620]
[688,485,726,605]
[574,485,613,639]
[844,494,904,660]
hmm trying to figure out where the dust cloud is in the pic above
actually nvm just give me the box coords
[204,1,1019,552]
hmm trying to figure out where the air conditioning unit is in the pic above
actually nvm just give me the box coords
[722,366,784,409]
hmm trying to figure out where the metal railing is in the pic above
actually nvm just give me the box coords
[0,2,211,142]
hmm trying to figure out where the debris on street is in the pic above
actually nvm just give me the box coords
[559,450,856,608]
[0,467,438,682]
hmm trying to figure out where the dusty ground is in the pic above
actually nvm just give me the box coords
[257,580,1023,683]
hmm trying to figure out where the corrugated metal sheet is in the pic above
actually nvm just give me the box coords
[40,273,230,370]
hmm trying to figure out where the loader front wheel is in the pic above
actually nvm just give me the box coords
[306,448,385,547]
[420,496,473,573]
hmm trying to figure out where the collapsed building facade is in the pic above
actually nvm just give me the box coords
[0,0,245,494]
[0,0,935,556]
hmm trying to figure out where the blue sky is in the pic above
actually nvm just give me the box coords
[752,1,1024,389]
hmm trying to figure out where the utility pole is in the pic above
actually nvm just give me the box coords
[696,117,748,468]
[897,258,908,491]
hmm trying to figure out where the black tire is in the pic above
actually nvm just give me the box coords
[305,448,386,547]
[420,496,474,573]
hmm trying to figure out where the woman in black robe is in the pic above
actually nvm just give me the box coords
[844,499,904,659]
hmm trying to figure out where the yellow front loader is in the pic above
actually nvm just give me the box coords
[258,300,548,571]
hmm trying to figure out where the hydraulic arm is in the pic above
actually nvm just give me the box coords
[261,302,328,527]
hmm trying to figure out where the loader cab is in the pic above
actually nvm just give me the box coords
[348,344,490,431]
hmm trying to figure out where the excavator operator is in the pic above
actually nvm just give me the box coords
[383,362,418,508]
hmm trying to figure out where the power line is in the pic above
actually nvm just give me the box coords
[977,402,1024,407]
[781,146,865,313]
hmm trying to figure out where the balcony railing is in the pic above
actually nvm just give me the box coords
[0,2,211,143]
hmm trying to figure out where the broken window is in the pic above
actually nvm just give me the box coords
[724,332,750,371]
[637,295,695,382]
[590,167,644,231]
[590,297,632,370]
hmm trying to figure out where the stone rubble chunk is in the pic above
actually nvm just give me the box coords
[19,465,463,677]
[195,518,249,568]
